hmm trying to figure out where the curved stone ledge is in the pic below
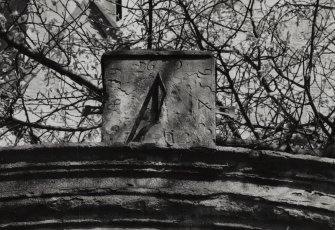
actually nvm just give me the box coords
[101,49,214,61]
[0,143,334,229]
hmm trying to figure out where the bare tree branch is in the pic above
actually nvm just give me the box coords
[0,31,103,97]
[10,117,101,132]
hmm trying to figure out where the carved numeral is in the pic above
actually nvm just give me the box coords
[108,98,121,111]
[164,131,174,145]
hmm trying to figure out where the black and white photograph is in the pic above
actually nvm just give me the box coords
[0,0,334,229]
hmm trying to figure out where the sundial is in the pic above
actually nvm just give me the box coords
[101,50,215,148]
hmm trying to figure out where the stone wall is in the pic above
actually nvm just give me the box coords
[0,143,334,229]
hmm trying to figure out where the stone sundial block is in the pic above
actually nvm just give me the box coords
[101,50,215,148]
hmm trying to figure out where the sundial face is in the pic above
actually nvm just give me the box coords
[102,50,215,148]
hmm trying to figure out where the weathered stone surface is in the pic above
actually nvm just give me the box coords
[0,143,334,229]
[101,50,215,148]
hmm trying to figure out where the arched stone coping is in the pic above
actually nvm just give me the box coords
[0,143,334,229]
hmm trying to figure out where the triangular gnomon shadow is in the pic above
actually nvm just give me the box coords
[126,73,166,143]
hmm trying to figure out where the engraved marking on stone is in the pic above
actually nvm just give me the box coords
[108,68,121,75]
[134,78,148,89]
[164,130,174,145]
[175,60,182,69]
[198,68,212,75]
[186,72,199,78]
[147,61,156,70]
[198,99,211,110]
[199,82,213,92]
[107,79,121,89]
[134,72,155,89]
[107,68,121,80]
[123,117,132,127]
[182,132,191,143]
[132,61,147,72]
[108,98,121,111]
[200,123,213,135]
[126,73,167,143]
[106,67,125,88]
[106,124,120,135]
[198,60,212,75]
[109,125,120,134]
